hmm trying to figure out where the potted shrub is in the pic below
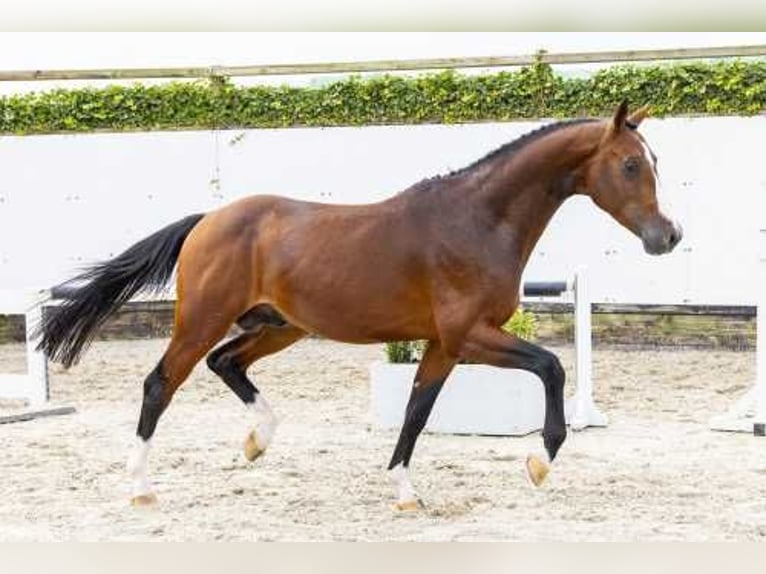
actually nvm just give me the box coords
[369,308,546,436]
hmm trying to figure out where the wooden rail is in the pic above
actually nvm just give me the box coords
[0,44,765,83]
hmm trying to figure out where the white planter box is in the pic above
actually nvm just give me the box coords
[369,363,545,436]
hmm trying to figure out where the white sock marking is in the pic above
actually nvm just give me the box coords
[247,393,278,450]
[126,437,152,498]
[388,463,418,504]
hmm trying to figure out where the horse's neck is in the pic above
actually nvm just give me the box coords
[476,123,601,265]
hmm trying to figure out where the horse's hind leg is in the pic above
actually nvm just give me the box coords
[127,304,235,506]
[206,322,306,462]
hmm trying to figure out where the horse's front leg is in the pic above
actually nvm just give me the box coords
[387,340,457,511]
[461,323,567,486]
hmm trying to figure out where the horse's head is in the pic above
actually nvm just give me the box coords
[577,102,682,255]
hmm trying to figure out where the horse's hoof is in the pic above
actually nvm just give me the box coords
[130,492,158,507]
[393,499,425,512]
[525,454,550,487]
[244,431,265,462]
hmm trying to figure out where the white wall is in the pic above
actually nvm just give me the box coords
[0,117,763,305]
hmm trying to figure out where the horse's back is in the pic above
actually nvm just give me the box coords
[175,192,430,339]
[187,193,437,341]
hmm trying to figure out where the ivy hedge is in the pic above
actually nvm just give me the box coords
[1,60,765,135]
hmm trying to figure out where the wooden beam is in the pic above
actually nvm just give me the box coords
[521,302,758,317]
[0,406,76,425]
[0,45,764,83]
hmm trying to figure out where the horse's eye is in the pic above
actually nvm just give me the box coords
[622,157,640,179]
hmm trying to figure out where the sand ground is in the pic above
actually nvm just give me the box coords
[1,337,764,541]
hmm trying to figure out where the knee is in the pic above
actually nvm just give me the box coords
[205,351,222,375]
[206,350,234,376]
[537,351,565,387]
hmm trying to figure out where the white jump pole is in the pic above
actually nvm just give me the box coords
[520,267,607,431]
[565,266,608,431]
[0,290,50,406]
[710,227,766,435]
[24,301,49,406]
[754,227,766,436]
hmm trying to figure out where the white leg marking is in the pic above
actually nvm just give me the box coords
[388,463,419,505]
[248,393,278,451]
[126,437,153,498]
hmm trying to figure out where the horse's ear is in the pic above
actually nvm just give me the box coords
[612,100,630,132]
[602,101,630,142]
[627,105,651,127]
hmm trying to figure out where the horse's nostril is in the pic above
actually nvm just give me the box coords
[667,224,683,249]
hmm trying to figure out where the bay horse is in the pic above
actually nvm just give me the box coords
[38,102,682,510]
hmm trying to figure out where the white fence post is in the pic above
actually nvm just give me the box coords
[0,290,50,406]
[566,266,609,431]
[754,227,766,435]
[710,227,766,435]
[24,302,49,406]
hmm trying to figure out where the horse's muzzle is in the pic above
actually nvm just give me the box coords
[641,218,683,255]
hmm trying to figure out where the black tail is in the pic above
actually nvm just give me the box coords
[37,213,205,368]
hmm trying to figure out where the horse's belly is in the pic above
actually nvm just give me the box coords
[268,285,435,344]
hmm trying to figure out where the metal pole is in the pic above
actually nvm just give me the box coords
[1,45,765,83]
